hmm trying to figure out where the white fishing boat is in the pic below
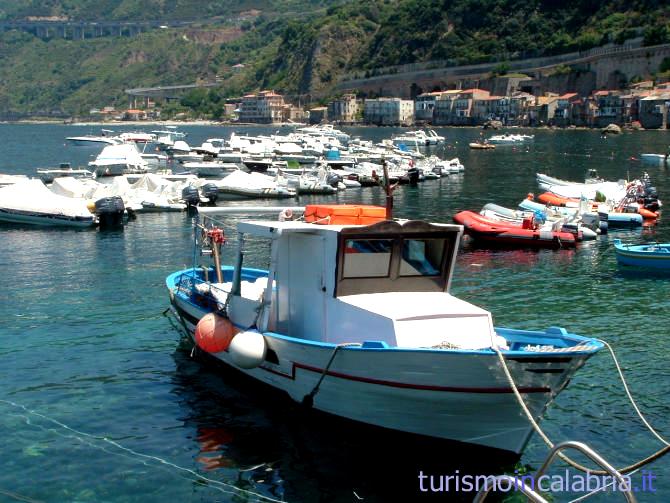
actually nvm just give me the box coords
[0,179,96,227]
[166,205,603,454]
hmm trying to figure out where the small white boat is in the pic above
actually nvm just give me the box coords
[166,205,603,454]
[0,179,96,227]
[37,163,93,184]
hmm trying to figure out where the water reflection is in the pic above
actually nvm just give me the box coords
[170,345,520,502]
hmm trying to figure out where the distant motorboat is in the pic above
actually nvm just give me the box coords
[66,134,119,147]
[488,133,534,144]
[89,144,149,177]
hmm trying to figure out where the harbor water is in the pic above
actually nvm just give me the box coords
[0,123,668,502]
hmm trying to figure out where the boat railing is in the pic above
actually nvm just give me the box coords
[474,440,637,503]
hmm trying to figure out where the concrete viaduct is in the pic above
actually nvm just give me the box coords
[125,82,222,108]
[0,20,193,40]
[335,43,670,98]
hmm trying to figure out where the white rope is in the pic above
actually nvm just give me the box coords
[596,339,670,447]
[493,342,669,475]
[0,399,286,503]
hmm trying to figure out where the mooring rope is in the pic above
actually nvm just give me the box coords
[0,399,286,503]
[494,344,669,476]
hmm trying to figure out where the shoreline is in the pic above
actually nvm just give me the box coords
[0,119,661,132]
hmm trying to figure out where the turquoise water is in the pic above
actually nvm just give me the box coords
[0,124,668,502]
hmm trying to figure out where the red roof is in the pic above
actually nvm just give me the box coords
[558,93,578,100]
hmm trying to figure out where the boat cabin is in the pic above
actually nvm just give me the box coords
[213,216,499,350]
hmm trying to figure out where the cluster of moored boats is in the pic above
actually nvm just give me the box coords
[454,169,662,249]
[0,125,464,228]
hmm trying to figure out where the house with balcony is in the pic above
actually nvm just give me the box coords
[589,90,623,127]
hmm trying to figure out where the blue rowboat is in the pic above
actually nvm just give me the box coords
[613,239,670,269]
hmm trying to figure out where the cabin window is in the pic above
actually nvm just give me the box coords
[342,239,393,278]
[399,239,445,276]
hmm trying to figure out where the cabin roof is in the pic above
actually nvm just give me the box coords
[236,219,463,238]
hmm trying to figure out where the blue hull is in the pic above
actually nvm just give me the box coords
[613,240,670,269]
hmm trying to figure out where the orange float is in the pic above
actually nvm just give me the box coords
[304,204,387,225]
[194,313,237,353]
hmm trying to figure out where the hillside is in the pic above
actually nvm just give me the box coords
[0,0,669,117]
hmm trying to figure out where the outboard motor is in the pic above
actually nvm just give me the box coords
[201,183,219,206]
[181,185,201,208]
[643,186,660,211]
[407,167,420,186]
[326,173,342,188]
[95,196,125,229]
[597,211,609,235]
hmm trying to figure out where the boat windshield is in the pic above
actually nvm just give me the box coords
[335,221,461,296]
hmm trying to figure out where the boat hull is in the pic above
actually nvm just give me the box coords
[453,211,576,249]
[614,240,670,269]
[0,207,96,228]
[167,275,595,454]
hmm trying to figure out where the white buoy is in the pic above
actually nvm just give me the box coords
[228,331,267,369]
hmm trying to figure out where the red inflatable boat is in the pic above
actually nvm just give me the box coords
[452,211,577,249]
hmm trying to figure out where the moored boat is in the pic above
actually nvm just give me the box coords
[166,205,602,454]
[0,179,97,228]
[613,239,670,269]
[453,210,577,248]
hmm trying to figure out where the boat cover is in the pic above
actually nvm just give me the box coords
[0,179,93,218]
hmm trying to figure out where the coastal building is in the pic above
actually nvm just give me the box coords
[308,106,328,124]
[238,90,286,123]
[553,93,580,127]
[415,91,446,123]
[363,98,414,126]
[122,109,147,121]
[433,89,490,125]
[472,95,505,124]
[639,92,670,129]
[589,90,623,127]
[328,94,359,123]
[509,92,536,126]
[529,95,559,126]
